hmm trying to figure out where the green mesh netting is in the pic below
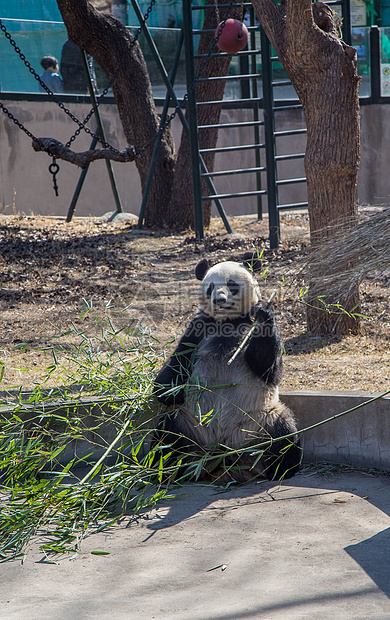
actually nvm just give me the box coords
[0,1,66,92]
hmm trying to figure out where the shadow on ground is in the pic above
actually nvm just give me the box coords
[144,471,390,602]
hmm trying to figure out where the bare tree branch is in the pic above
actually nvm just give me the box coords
[32,138,136,167]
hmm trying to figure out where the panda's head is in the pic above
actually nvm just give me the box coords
[195,258,260,319]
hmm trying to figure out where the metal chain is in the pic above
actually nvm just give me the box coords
[0,0,232,162]
[0,19,114,151]
[0,100,63,194]
[214,0,221,26]
[0,4,156,153]
[0,100,37,142]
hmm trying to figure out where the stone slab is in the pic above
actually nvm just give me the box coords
[281,390,390,470]
[1,472,390,619]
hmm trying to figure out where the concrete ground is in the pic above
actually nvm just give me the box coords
[2,471,390,620]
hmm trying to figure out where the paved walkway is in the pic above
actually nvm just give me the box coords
[2,472,390,619]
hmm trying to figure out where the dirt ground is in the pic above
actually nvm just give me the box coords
[0,211,389,394]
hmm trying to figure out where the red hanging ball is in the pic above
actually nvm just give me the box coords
[215,19,249,54]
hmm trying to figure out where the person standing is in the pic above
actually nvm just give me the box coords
[39,56,63,93]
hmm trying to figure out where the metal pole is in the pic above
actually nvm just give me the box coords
[66,49,123,221]
[182,0,204,240]
[131,0,231,233]
[260,28,279,249]
[250,7,263,220]
[370,25,381,103]
[81,50,123,214]
[342,0,352,46]
[66,134,99,222]
[138,28,184,228]
[239,48,250,99]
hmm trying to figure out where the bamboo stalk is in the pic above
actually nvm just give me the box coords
[78,408,131,486]
[227,289,277,366]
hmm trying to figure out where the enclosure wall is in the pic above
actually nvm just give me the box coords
[0,100,388,218]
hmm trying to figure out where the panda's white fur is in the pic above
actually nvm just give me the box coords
[186,262,280,448]
[154,259,301,481]
[198,261,260,319]
[182,344,281,450]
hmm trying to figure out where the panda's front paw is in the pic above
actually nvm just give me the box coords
[253,301,274,323]
[155,385,185,406]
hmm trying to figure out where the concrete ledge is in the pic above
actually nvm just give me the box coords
[1,390,390,471]
[0,395,155,467]
[280,390,390,471]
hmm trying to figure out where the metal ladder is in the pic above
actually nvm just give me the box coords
[184,0,352,247]
[187,2,267,238]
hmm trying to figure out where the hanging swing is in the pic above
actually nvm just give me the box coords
[0,0,244,235]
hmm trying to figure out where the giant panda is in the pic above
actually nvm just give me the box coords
[153,258,302,482]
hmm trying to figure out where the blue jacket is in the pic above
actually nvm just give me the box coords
[39,70,63,94]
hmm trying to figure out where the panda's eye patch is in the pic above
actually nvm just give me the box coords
[206,283,214,297]
[227,279,240,296]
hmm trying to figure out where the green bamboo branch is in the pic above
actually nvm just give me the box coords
[227,290,277,366]
[245,388,390,456]
[78,406,132,486]
[180,388,390,461]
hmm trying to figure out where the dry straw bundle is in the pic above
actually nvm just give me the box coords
[306,207,390,299]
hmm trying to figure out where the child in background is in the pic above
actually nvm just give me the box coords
[39,56,63,94]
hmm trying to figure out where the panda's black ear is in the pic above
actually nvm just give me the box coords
[242,251,263,272]
[195,258,211,281]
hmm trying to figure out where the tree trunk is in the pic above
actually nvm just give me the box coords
[167,0,244,229]
[56,0,239,231]
[250,0,361,334]
[56,0,176,226]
